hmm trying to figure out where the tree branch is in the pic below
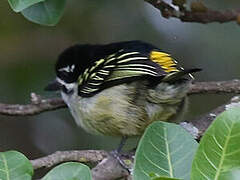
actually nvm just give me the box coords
[0,93,66,116]
[189,79,240,95]
[145,0,240,24]
[0,80,240,116]
[30,150,108,169]
[30,150,131,180]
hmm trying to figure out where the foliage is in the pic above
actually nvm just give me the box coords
[0,151,91,180]
[133,107,240,180]
[1,107,240,179]
[191,107,240,180]
[0,151,33,180]
[42,162,92,180]
[133,121,198,180]
[8,0,66,25]
[8,0,44,12]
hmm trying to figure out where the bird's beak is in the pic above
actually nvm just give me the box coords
[44,79,63,91]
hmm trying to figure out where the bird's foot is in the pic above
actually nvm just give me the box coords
[110,150,133,172]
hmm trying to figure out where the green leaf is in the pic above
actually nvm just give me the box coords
[0,151,33,180]
[21,0,66,26]
[152,177,181,180]
[42,162,92,180]
[191,107,240,180]
[220,169,240,180]
[133,121,198,180]
[8,0,44,12]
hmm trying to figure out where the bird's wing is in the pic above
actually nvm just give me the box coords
[77,49,196,97]
[106,50,180,81]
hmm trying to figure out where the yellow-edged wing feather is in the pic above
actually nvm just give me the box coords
[150,51,179,73]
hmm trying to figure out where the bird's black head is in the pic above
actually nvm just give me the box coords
[56,44,95,83]
[45,41,133,92]
[54,42,126,84]
[45,44,97,92]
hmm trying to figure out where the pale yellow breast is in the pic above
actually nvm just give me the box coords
[63,80,191,137]
[75,84,148,136]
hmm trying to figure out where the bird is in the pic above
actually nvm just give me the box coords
[45,40,200,152]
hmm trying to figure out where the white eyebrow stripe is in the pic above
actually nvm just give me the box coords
[58,65,75,73]
[59,66,71,72]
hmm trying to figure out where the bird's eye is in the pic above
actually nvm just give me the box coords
[58,71,69,80]
[57,65,77,83]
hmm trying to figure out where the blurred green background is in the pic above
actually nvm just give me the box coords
[0,0,239,168]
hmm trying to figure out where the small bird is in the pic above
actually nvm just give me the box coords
[45,40,200,151]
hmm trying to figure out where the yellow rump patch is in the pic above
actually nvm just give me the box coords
[150,51,179,73]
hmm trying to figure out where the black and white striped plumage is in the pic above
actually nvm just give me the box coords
[46,41,200,136]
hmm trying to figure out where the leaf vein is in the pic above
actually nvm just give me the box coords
[214,122,233,180]
[142,149,169,174]
[203,150,217,170]
[149,139,166,157]
[212,135,223,150]
[1,154,10,180]
[195,162,211,180]
[164,127,173,177]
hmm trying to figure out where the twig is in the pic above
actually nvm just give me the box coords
[30,150,108,169]
[0,80,240,116]
[189,79,240,95]
[145,0,240,24]
[31,150,131,180]
[0,93,66,116]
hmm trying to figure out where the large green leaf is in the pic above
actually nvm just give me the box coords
[133,121,198,180]
[21,0,66,26]
[191,107,240,180]
[0,151,33,180]
[8,0,44,12]
[152,177,181,180]
[42,162,92,180]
